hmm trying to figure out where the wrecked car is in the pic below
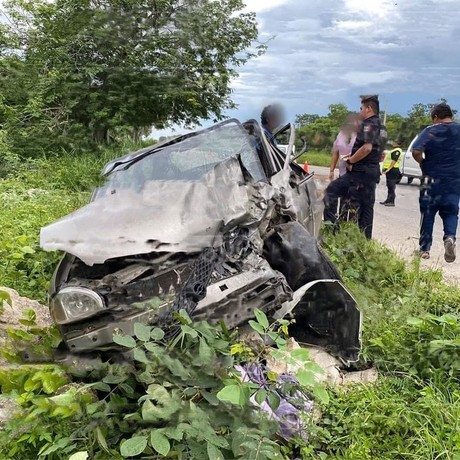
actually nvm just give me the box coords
[40,119,361,364]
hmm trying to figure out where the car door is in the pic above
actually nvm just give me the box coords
[402,135,423,179]
[271,124,320,237]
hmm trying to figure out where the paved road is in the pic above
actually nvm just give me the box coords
[310,165,460,285]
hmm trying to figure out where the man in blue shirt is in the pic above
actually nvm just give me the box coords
[324,95,384,239]
[412,103,460,263]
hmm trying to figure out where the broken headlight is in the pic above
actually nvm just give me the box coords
[50,287,105,325]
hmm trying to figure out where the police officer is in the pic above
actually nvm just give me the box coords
[380,142,403,207]
[324,95,384,239]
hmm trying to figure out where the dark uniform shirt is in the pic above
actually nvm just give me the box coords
[262,125,277,146]
[350,115,383,181]
[412,122,460,182]
[351,115,382,166]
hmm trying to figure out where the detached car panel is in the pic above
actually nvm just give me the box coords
[41,119,361,363]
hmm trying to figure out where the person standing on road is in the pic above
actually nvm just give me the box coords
[324,95,384,239]
[412,102,460,262]
[329,113,360,180]
[380,142,403,207]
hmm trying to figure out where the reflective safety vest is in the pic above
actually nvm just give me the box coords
[383,147,402,170]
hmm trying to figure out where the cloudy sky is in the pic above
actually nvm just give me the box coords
[233,0,460,117]
[2,0,456,135]
[158,0,460,136]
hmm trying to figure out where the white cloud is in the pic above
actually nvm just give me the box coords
[226,0,460,120]
[242,0,290,13]
[343,0,396,19]
[340,71,408,86]
[332,19,373,31]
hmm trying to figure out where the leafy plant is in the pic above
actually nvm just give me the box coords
[0,310,327,459]
[0,289,12,315]
[0,309,62,363]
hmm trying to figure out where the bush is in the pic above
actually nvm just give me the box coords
[0,179,86,301]
[0,311,326,459]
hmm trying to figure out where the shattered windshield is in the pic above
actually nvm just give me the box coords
[96,121,266,197]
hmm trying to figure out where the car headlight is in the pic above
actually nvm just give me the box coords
[51,287,105,325]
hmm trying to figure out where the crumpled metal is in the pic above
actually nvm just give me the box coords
[40,158,275,266]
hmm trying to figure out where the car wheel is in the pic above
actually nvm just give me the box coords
[407,177,414,184]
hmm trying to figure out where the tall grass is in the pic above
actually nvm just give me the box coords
[297,150,331,168]
[315,223,460,459]
[0,142,151,300]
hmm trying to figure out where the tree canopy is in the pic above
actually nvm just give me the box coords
[0,0,262,155]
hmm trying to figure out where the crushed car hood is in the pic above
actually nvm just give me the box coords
[40,158,274,266]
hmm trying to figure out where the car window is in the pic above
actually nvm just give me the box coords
[96,121,267,197]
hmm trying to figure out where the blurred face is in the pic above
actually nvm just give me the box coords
[342,122,354,134]
[359,104,372,120]
[343,115,360,133]
[267,111,282,130]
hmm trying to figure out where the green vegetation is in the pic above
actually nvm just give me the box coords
[0,147,140,302]
[314,224,460,459]
[295,99,458,151]
[0,0,261,157]
[297,150,331,168]
[0,303,325,459]
[0,157,459,459]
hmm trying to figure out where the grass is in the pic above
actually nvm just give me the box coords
[297,150,331,168]
[314,376,460,459]
[316,223,460,459]
[0,147,138,301]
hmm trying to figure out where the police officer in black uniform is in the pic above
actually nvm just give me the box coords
[324,95,383,239]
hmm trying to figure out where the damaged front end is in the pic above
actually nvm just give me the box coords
[41,119,361,364]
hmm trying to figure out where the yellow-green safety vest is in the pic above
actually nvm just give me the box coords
[383,147,402,170]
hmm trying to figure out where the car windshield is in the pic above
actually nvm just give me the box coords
[96,121,266,197]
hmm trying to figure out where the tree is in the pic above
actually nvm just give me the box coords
[384,113,405,143]
[327,103,349,127]
[395,99,458,146]
[295,103,350,151]
[295,113,320,128]
[0,0,262,155]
